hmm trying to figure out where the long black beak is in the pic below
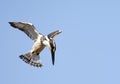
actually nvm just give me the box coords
[51,50,55,65]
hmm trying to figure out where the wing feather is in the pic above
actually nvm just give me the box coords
[47,30,62,39]
[9,22,42,40]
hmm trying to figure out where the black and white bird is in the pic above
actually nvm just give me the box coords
[9,22,62,67]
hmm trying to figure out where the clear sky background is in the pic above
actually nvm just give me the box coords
[0,0,120,84]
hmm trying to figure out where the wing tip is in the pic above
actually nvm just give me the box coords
[8,21,13,23]
[8,22,13,25]
[9,22,17,28]
[58,30,62,33]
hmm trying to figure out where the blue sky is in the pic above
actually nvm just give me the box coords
[0,0,120,84]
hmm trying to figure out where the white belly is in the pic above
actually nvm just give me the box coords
[31,37,45,54]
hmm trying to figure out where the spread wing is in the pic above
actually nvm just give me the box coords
[9,22,42,41]
[47,30,62,39]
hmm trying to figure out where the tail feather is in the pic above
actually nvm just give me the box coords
[19,52,43,67]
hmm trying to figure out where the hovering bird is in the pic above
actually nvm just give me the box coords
[9,22,62,67]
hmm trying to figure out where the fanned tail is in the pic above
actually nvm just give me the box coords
[19,52,43,67]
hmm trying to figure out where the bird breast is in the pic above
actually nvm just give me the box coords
[31,37,45,55]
